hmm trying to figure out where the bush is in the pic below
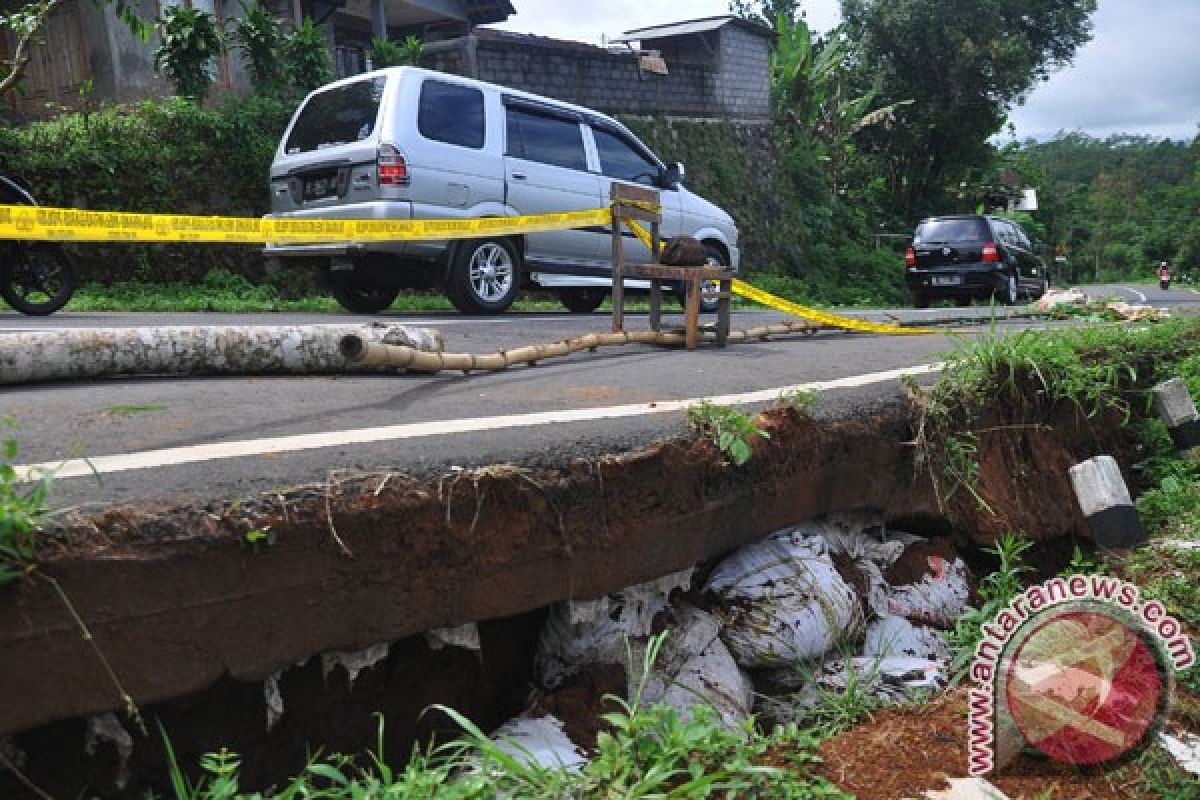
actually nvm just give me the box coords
[0,94,293,283]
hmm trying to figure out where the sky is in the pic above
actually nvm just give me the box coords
[493,0,1200,143]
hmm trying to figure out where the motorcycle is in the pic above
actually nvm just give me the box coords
[0,173,79,315]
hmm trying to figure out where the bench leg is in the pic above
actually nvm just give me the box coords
[685,278,700,350]
[717,278,732,347]
[649,279,662,332]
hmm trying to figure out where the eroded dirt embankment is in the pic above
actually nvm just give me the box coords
[0,391,1137,797]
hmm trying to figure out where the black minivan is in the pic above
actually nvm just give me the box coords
[904,214,1048,307]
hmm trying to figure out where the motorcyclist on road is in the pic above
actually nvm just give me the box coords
[1159,261,1172,291]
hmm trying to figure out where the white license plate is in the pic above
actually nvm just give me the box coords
[932,275,962,286]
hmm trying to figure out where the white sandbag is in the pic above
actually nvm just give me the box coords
[774,655,946,717]
[535,568,693,689]
[819,525,925,618]
[639,604,755,728]
[491,715,587,771]
[705,530,862,668]
[863,615,951,663]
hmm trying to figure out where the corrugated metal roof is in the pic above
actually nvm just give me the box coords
[611,15,772,43]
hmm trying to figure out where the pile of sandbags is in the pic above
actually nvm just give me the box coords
[489,517,972,770]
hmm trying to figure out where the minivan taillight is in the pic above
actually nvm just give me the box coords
[981,242,1000,263]
[377,143,409,186]
[905,246,916,267]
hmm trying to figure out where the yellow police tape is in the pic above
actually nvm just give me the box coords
[0,204,613,244]
[619,216,934,336]
[0,201,933,336]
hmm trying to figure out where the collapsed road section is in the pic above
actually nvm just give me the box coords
[0,373,1134,797]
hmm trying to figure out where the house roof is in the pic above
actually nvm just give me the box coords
[611,15,774,44]
[463,0,516,24]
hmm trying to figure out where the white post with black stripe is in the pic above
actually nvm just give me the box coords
[1152,378,1200,450]
[1068,456,1146,548]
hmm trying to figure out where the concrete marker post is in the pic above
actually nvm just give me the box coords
[1152,378,1200,450]
[1068,456,1146,549]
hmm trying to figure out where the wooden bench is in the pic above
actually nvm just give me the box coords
[609,183,734,350]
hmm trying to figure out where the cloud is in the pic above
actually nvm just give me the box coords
[1006,0,1200,141]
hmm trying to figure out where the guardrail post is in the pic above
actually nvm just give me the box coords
[1067,456,1146,549]
[1152,378,1200,450]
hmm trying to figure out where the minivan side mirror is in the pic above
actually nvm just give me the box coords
[664,162,685,189]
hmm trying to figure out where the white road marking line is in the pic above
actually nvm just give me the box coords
[1117,286,1148,303]
[17,362,944,480]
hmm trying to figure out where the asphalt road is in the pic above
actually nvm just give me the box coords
[2,282,1196,509]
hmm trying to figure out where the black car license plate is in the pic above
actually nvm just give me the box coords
[932,275,962,286]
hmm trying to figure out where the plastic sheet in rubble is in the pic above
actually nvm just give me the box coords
[490,714,588,771]
[1160,731,1200,776]
[704,529,863,668]
[639,604,755,728]
[535,568,694,689]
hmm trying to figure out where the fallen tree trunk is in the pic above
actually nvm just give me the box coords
[0,323,444,385]
[340,320,825,374]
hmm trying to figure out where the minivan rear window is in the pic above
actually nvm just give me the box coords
[285,77,386,154]
[913,218,990,244]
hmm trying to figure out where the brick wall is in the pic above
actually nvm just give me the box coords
[423,27,770,120]
[715,25,772,119]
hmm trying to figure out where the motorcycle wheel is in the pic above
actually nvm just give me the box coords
[0,243,79,315]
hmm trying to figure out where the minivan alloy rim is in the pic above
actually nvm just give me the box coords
[469,243,514,302]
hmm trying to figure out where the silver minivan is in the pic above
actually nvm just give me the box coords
[264,67,740,314]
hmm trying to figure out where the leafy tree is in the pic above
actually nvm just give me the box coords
[229,0,286,89]
[842,0,1097,223]
[729,0,799,26]
[1,0,148,97]
[284,17,334,92]
[770,13,909,198]
[154,5,225,102]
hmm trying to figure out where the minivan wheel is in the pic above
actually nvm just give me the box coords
[331,283,400,314]
[447,238,521,314]
[558,287,607,313]
[673,244,726,313]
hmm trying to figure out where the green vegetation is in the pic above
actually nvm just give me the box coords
[1012,133,1200,281]
[159,635,850,799]
[1120,744,1200,800]
[776,388,817,412]
[0,420,54,587]
[687,402,770,466]
[946,533,1034,680]
[370,34,423,68]
[104,404,168,415]
[154,5,225,102]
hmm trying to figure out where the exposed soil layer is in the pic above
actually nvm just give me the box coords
[530,662,627,751]
[1,612,543,799]
[0,394,1143,795]
[817,689,1187,800]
